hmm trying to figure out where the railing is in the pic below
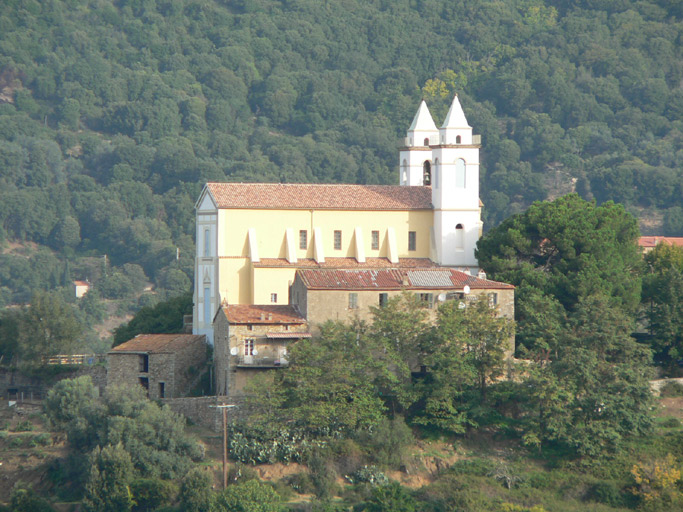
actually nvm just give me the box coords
[234,355,289,368]
[42,354,106,365]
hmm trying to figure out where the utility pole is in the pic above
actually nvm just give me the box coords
[209,403,236,489]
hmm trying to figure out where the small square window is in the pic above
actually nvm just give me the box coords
[348,292,358,309]
[334,230,342,250]
[271,293,277,303]
[247,324,253,331]
[418,293,434,308]
[408,231,417,251]
[299,230,307,250]
[371,230,379,250]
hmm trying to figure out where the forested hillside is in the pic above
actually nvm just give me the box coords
[1,0,682,308]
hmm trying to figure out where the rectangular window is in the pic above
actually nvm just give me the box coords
[379,293,388,307]
[408,231,417,251]
[371,230,379,250]
[159,382,165,399]
[139,354,149,373]
[334,230,342,250]
[271,293,278,303]
[418,293,434,309]
[204,228,210,257]
[244,338,254,356]
[139,377,149,394]
[489,293,498,306]
[247,324,253,331]
[348,292,358,309]
[299,230,307,250]
[203,286,211,326]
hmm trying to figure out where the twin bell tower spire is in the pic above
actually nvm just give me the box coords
[399,95,482,269]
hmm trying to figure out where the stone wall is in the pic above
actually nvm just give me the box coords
[162,395,255,432]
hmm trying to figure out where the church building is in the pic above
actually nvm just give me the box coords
[194,96,489,344]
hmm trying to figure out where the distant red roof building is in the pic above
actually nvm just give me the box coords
[638,236,683,253]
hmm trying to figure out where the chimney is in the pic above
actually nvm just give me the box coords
[260,313,265,321]
[268,313,273,321]
[477,269,487,280]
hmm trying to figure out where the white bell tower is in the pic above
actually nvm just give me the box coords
[399,101,439,186]
[431,95,482,269]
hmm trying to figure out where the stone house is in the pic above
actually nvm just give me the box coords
[107,334,208,399]
[213,304,309,397]
[291,267,515,355]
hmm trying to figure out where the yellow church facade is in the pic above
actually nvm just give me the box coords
[194,96,485,344]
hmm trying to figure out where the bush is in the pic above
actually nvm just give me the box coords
[13,419,34,432]
[130,478,177,512]
[586,481,627,508]
[660,417,681,429]
[660,381,683,397]
[347,466,389,486]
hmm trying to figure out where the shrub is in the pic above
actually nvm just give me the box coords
[13,419,34,432]
[660,381,683,397]
[586,481,627,508]
[346,465,389,486]
[130,478,177,512]
[660,417,681,429]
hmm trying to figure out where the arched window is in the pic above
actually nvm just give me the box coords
[455,159,466,188]
[423,137,430,146]
[434,158,439,188]
[456,135,462,144]
[455,224,464,250]
[423,161,431,186]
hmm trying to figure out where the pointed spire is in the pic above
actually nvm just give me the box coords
[441,95,470,129]
[408,100,438,132]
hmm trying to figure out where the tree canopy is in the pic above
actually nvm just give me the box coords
[0,0,682,304]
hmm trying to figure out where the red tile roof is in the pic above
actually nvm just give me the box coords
[110,334,206,354]
[638,236,683,248]
[73,280,90,287]
[221,304,306,324]
[266,332,312,339]
[252,257,440,269]
[296,268,514,290]
[205,183,433,210]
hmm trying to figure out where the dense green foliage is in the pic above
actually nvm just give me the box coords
[44,377,203,482]
[477,194,642,353]
[112,291,193,346]
[642,243,683,364]
[0,0,682,304]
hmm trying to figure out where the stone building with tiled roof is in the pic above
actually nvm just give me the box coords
[194,96,487,344]
[107,334,208,399]
[213,304,310,396]
[291,268,515,356]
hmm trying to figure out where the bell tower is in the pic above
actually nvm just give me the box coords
[431,95,482,269]
[399,101,439,186]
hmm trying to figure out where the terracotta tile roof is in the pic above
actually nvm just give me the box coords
[221,304,306,324]
[205,183,433,210]
[252,257,440,269]
[266,332,312,339]
[73,280,90,287]
[638,236,683,248]
[296,268,514,290]
[110,334,205,354]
